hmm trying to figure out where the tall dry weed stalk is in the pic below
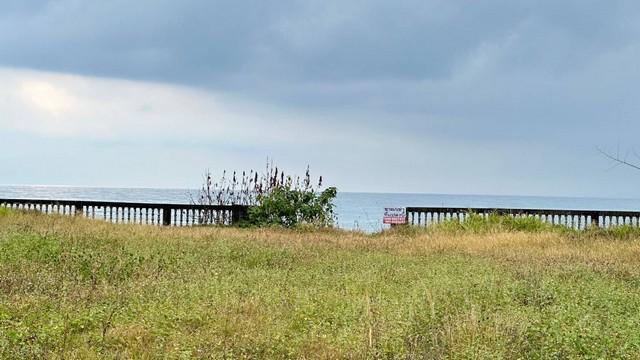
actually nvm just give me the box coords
[197,160,324,206]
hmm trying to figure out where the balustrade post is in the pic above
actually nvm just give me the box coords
[73,202,84,216]
[231,205,248,225]
[162,207,172,226]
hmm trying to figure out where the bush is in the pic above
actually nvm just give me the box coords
[198,161,337,228]
[248,185,337,228]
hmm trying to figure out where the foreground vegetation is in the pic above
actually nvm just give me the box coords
[2,210,640,358]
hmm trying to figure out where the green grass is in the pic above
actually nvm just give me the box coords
[401,212,553,235]
[0,207,11,217]
[2,211,640,358]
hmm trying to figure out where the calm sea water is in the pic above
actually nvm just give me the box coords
[3,185,640,232]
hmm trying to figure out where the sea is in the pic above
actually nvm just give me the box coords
[3,185,640,232]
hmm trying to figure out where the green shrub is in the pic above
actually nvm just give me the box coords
[199,161,337,228]
[248,186,337,228]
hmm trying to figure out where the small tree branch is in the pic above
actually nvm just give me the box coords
[597,146,640,171]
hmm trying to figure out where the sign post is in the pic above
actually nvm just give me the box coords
[383,207,407,226]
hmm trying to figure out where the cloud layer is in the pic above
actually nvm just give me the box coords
[2,1,640,196]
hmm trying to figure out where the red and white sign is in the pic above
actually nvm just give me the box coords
[383,207,407,225]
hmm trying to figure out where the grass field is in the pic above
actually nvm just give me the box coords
[2,209,640,359]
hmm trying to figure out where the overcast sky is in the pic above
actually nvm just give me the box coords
[2,0,640,197]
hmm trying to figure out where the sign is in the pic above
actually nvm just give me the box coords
[383,207,407,225]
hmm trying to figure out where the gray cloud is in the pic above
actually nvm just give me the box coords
[4,1,638,84]
[2,1,640,196]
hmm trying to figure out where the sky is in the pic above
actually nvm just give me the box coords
[2,0,640,197]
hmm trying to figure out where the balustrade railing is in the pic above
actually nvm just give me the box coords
[0,198,249,226]
[406,207,640,229]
